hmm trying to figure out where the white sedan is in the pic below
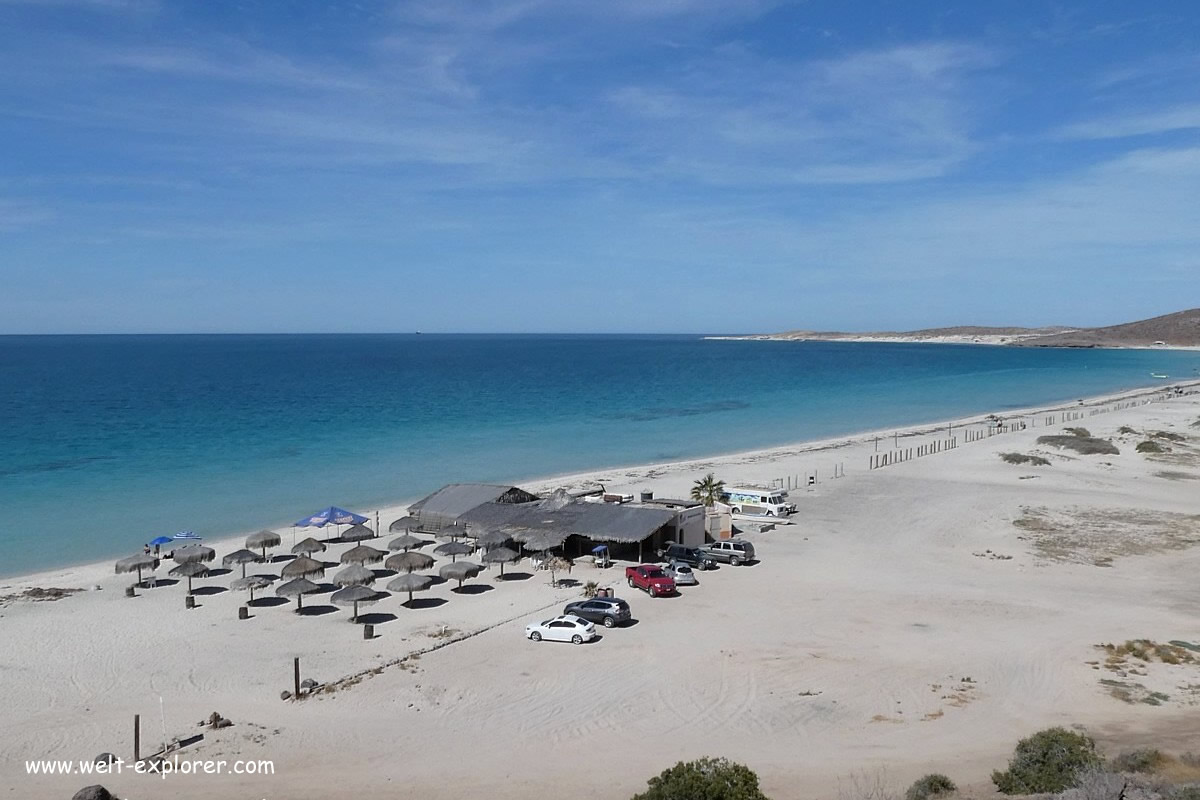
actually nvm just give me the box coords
[525,614,597,644]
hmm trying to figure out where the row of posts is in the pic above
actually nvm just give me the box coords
[869,437,957,469]
[771,463,847,490]
[869,385,1196,472]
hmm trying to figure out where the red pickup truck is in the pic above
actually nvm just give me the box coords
[625,565,675,597]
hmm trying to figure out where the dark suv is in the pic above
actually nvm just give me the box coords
[562,597,632,628]
[659,543,715,570]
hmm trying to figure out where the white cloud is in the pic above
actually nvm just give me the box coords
[1054,104,1200,140]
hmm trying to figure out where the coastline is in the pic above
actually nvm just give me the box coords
[5,375,1200,800]
[705,334,1200,350]
[7,377,1196,590]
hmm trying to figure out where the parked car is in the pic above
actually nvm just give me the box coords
[705,539,756,565]
[625,564,675,597]
[662,560,698,586]
[525,614,597,644]
[563,597,632,628]
[659,542,715,570]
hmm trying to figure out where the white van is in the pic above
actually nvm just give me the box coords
[719,486,795,516]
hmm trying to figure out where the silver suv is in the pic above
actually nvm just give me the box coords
[705,539,756,565]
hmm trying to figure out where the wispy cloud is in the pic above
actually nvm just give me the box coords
[1054,104,1200,140]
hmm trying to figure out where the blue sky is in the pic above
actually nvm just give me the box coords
[1,0,1198,333]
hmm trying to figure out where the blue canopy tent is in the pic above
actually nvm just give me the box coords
[293,506,369,547]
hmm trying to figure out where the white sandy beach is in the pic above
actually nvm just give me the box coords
[3,382,1200,800]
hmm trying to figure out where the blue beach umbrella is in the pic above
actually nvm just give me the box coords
[294,507,368,528]
[293,506,369,549]
[149,536,173,546]
[173,531,202,541]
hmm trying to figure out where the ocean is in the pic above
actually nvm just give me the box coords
[1,334,1197,577]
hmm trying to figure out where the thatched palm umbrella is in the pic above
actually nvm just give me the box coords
[340,523,375,543]
[115,553,158,587]
[230,575,273,603]
[387,572,433,605]
[388,516,418,533]
[387,534,425,552]
[276,577,319,612]
[291,537,326,556]
[246,530,282,560]
[330,584,378,622]
[385,551,434,573]
[281,555,326,580]
[332,564,376,587]
[480,546,518,578]
[434,540,473,563]
[438,561,482,591]
[475,529,509,550]
[222,549,259,577]
[340,545,386,565]
[170,561,210,594]
[521,531,566,554]
[172,545,216,564]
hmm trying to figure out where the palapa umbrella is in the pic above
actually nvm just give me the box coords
[434,540,473,563]
[246,530,282,560]
[222,548,260,577]
[281,555,326,579]
[115,553,158,587]
[230,575,273,603]
[276,577,319,612]
[172,545,216,564]
[170,561,210,594]
[339,523,376,543]
[291,537,326,556]
[332,564,376,587]
[385,551,434,573]
[480,546,519,578]
[475,529,508,549]
[388,516,418,533]
[439,561,482,590]
[387,572,433,605]
[387,533,425,552]
[330,584,378,622]
[520,531,567,554]
[340,545,386,565]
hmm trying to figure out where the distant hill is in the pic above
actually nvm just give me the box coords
[1011,308,1200,348]
[724,309,1200,348]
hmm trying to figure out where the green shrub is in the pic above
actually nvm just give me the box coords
[1000,453,1051,466]
[1137,440,1166,454]
[1109,749,1166,773]
[1036,435,1120,456]
[1118,426,1137,435]
[905,773,957,800]
[1170,786,1200,800]
[991,727,1103,794]
[633,757,770,800]
[1152,430,1186,442]
[1064,427,1092,438]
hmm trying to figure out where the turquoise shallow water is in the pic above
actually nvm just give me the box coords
[1,334,1197,577]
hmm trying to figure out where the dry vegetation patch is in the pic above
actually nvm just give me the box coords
[1013,507,1200,565]
[1155,471,1199,481]
[1000,452,1051,466]
[1036,435,1120,455]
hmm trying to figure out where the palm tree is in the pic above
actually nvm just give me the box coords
[690,473,726,506]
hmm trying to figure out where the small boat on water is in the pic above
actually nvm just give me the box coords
[1150,372,1169,378]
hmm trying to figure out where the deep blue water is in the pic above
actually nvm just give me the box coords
[1,334,1197,577]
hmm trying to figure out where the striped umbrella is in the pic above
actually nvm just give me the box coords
[173,531,202,542]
